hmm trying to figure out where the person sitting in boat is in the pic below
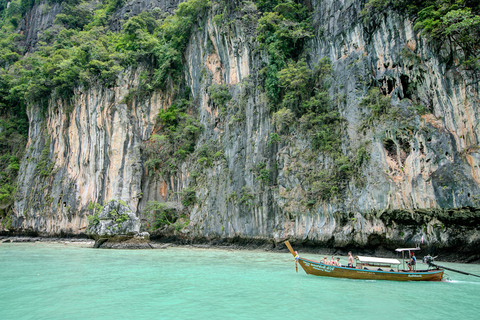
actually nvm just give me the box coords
[335,257,341,266]
[407,252,417,270]
[348,252,354,268]
[331,256,335,265]
[321,256,328,265]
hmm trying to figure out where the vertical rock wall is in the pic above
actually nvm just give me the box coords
[14,69,167,234]
[9,0,480,252]
[19,1,63,52]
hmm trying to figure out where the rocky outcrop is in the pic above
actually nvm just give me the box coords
[86,200,141,238]
[19,2,63,52]
[7,0,480,257]
[109,0,184,31]
[85,199,152,248]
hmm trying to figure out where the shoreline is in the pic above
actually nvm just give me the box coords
[1,235,479,264]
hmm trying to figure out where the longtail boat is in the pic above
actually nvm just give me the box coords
[285,241,444,281]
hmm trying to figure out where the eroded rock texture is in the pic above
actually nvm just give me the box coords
[86,199,140,239]
[7,0,480,257]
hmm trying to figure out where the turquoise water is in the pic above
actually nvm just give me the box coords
[1,243,479,320]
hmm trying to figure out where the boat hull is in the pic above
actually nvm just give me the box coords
[298,258,444,281]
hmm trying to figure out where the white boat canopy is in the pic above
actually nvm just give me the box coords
[395,248,421,252]
[355,256,401,265]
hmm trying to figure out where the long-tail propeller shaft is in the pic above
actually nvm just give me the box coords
[424,255,480,279]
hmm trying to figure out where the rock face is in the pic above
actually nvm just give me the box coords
[109,0,184,31]
[13,68,166,235]
[19,2,63,52]
[86,200,141,240]
[7,0,480,256]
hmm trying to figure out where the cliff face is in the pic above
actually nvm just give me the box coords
[8,0,480,256]
[14,69,168,234]
[19,1,63,52]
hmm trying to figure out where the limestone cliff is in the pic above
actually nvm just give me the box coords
[5,0,480,258]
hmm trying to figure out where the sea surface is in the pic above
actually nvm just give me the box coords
[1,242,479,320]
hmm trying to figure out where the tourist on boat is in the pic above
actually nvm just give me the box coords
[335,257,341,266]
[407,252,417,270]
[331,256,335,265]
[321,256,328,264]
[348,252,354,267]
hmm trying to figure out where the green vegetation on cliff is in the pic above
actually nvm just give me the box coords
[361,0,480,68]
[256,0,312,104]
[1,0,211,107]
[252,1,365,203]
[144,200,189,232]
[144,95,203,179]
[0,0,472,207]
[0,0,212,225]
[268,56,359,202]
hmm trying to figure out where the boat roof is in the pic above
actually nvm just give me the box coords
[395,248,421,252]
[355,256,401,265]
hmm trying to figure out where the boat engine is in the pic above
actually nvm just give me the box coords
[422,255,437,266]
[423,255,480,278]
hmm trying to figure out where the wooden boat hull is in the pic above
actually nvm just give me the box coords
[298,258,444,281]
